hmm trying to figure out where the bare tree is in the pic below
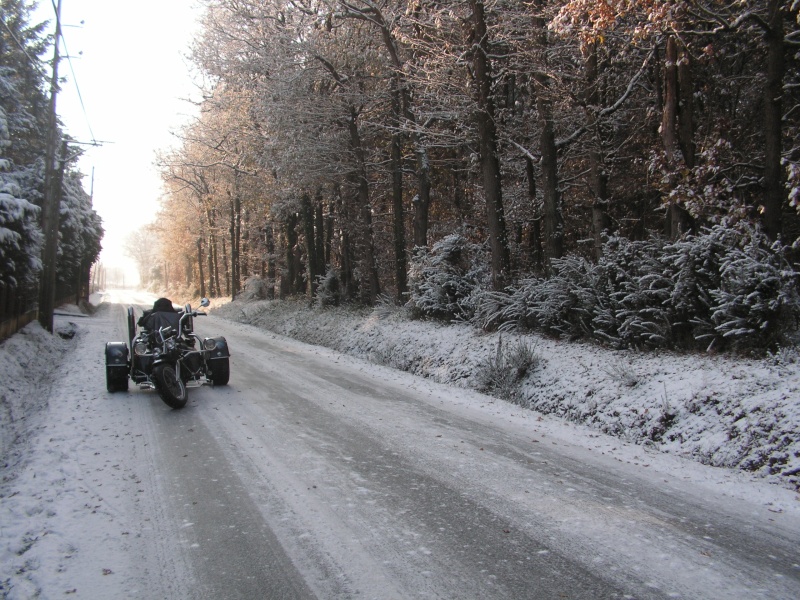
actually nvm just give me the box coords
[124,226,160,288]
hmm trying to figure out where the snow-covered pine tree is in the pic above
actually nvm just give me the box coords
[408,233,489,321]
[709,227,800,351]
[0,78,42,290]
[605,236,673,349]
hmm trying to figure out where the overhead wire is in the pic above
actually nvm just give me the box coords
[59,31,97,144]
[44,0,99,146]
[3,1,98,146]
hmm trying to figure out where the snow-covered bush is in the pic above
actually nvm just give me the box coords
[601,359,640,388]
[477,256,608,338]
[316,267,342,307]
[661,228,731,347]
[475,336,543,403]
[767,345,800,367]
[238,275,270,301]
[532,255,604,338]
[596,236,671,348]
[408,234,490,321]
[707,231,800,351]
[473,287,518,331]
[472,226,800,353]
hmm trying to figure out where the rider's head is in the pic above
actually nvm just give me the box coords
[152,297,175,312]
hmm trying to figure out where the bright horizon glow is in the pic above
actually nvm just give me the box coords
[36,0,203,287]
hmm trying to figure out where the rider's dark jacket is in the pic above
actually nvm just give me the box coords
[138,298,180,331]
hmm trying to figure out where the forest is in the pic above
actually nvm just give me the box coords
[0,0,103,326]
[144,0,800,352]
[3,1,800,353]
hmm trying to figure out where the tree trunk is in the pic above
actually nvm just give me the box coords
[221,233,230,296]
[539,116,562,267]
[584,42,611,260]
[525,157,544,272]
[678,46,695,170]
[206,241,215,297]
[532,4,563,270]
[762,0,785,240]
[75,263,83,305]
[228,197,236,296]
[240,207,250,280]
[278,226,288,299]
[265,224,275,299]
[285,211,301,296]
[391,82,408,303]
[230,177,242,298]
[340,228,356,301]
[314,195,326,276]
[411,151,431,248]
[662,36,693,240]
[205,207,220,297]
[367,4,430,248]
[302,193,318,298]
[333,183,356,301]
[662,36,680,165]
[197,237,206,299]
[324,192,334,268]
[347,107,381,304]
[471,0,511,289]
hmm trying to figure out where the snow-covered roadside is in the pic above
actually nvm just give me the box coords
[0,297,155,599]
[0,319,74,466]
[211,295,800,491]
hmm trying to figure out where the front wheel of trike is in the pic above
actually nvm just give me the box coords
[152,363,188,409]
[208,358,230,387]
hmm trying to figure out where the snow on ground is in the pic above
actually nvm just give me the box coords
[0,290,799,597]
[0,297,154,599]
[211,294,800,492]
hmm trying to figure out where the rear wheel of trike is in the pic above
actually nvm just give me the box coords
[106,367,129,393]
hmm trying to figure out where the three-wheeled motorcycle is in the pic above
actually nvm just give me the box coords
[105,298,230,409]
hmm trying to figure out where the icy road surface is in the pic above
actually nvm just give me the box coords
[2,290,799,599]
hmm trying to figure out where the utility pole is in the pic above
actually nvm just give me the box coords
[37,0,64,333]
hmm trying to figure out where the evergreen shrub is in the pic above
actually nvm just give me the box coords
[474,225,800,353]
[408,233,489,321]
[316,267,342,307]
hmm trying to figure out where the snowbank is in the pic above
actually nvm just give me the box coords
[211,296,800,490]
[0,320,75,466]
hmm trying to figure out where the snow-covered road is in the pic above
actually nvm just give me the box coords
[2,291,799,599]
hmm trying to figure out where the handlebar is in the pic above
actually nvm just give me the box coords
[177,310,208,338]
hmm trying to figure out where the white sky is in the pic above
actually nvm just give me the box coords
[36,0,203,284]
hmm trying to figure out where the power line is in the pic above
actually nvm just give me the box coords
[59,31,97,144]
[43,0,100,146]
[3,2,98,145]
